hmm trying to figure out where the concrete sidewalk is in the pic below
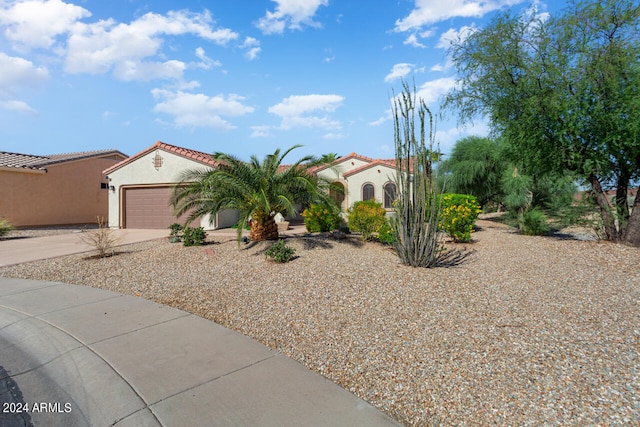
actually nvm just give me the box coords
[0,277,399,426]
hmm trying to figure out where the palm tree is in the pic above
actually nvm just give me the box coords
[171,145,336,242]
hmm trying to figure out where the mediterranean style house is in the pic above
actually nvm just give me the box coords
[103,141,399,229]
[0,149,127,227]
[311,152,397,213]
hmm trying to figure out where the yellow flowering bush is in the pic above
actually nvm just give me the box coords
[302,203,343,232]
[439,194,482,243]
[347,200,386,241]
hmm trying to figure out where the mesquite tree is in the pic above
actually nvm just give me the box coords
[445,0,640,246]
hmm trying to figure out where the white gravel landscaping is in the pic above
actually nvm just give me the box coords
[1,218,639,426]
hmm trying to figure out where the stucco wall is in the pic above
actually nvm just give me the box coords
[0,157,121,227]
[317,159,396,211]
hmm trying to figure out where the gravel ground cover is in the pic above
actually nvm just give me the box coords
[2,224,97,239]
[1,219,638,426]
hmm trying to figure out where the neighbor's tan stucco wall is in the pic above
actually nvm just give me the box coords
[0,157,121,227]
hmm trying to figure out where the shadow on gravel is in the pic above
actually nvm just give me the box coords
[435,247,476,267]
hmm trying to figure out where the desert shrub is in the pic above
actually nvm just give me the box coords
[182,226,206,246]
[265,239,296,263]
[439,194,482,243]
[168,223,183,242]
[347,200,386,241]
[376,219,396,245]
[302,203,343,232]
[522,208,550,236]
[0,217,14,237]
[80,216,121,258]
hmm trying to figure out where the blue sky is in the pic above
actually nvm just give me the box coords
[0,0,562,161]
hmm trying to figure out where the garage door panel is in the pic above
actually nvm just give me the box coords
[124,187,195,229]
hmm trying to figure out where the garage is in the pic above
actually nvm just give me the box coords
[104,141,238,230]
[123,186,193,229]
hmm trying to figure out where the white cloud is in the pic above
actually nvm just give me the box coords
[415,77,456,106]
[430,26,476,72]
[404,34,426,48]
[268,94,344,130]
[242,37,261,60]
[0,52,48,90]
[395,0,522,32]
[113,59,186,81]
[323,132,344,140]
[384,63,415,83]
[0,99,37,114]
[256,0,329,34]
[151,89,254,129]
[371,77,456,127]
[437,25,477,49]
[250,125,274,138]
[436,119,490,155]
[194,47,221,70]
[0,0,90,50]
[62,9,238,80]
[269,94,343,116]
[0,52,47,115]
[369,108,392,126]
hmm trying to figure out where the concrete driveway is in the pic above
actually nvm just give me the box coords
[0,229,168,267]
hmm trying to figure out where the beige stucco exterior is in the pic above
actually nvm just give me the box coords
[103,144,400,230]
[105,144,237,229]
[1,156,124,227]
[315,154,397,212]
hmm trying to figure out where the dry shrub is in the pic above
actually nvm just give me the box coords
[79,216,121,258]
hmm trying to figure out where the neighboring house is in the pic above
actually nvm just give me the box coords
[103,141,239,230]
[312,152,398,213]
[0,149,127,227]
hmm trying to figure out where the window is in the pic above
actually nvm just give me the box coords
[362,183,375,201]
[383,182,396,208]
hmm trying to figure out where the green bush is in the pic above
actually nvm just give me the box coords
[376,219,396,245]
[302,203,343,232]
[521,209,550,236]
[265,239,296,263]
[168,223,183,242]
[438,194,482,243]
[347,200,387,241]
[0,217,14,237]
[182,226,206,246]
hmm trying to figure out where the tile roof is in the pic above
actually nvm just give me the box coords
[309,152,397,175]
[342,159,397,178]
[103,141,218,175]
[0,149,126,171]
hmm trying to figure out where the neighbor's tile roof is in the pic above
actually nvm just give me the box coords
[342,158,397,178]
[0,149,126,171]
[309,152,397,176]
[103,141,218,175]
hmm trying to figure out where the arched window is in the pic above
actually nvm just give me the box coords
[362,183,375,201]
[383,182,396,208]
